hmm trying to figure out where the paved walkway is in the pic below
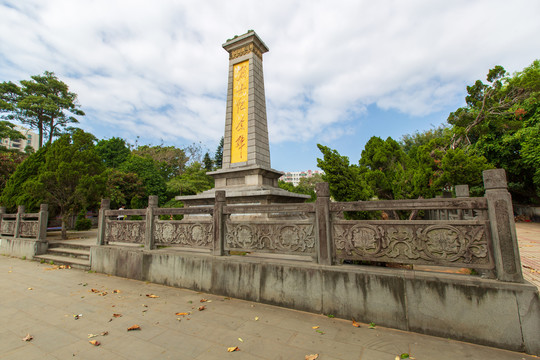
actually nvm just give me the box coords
[516,222,540,289]
[1,255,537,360]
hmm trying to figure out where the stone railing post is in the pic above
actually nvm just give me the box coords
[97,199,110,245]
[213,190,226,256]
[14,205,25,238]
[145,196,158,250]
[0,206,5,232]
[455,185,469,219]
[37,204,48,242]
[316,183,332,265]
[483,169,523,282]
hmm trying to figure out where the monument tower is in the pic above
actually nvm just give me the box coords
[177,31,308,205]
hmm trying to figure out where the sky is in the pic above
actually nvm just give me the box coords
[1,0,539,172]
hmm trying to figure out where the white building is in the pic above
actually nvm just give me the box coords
[280,170,323,187]
[0,125,39,152]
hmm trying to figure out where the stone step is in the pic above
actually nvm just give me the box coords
[48,242,92,251]
[33,254,90,271]
[47,247,90,260]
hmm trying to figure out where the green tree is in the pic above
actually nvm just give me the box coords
[132,145,189,181]
[203,152,213,171]
[214,137,224,169]
[0,146,48,212]
[0,71,84,148]
[103,168,145,210]
[95,137,131,168]
[120,154,167,206]
[316,144,372,202]
[0,150,27,193]
[448,60,540,203]
[358,136,412,201]
[167,162,214,197]
[27,130,105,238]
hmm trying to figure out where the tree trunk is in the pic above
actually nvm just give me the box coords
[61,216,67,240]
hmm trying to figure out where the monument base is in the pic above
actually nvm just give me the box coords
[176,164,309,206]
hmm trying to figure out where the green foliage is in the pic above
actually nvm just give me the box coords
[132,144,189,181]
[104,168,145,210]
[0,120,24,141]
[0,146,48,212]
[95,137,130,168]
[1,71,84,148]
[0,150,27,193]
[448,60,540,203]
[167,162,214,196]
[32,130,105,238]
[74,210,92,231]
[316,144,373,202]
[120,154,167,204]
[203,152,213,171]
[358,136,411,200]
[214,137,224,169]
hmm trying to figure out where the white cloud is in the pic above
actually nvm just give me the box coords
[1,0,539,154]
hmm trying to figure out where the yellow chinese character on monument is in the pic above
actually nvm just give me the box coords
[231,60,249,163]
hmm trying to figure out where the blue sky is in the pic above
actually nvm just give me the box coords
[1,0,539,172]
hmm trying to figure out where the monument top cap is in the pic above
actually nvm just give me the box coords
[222,30,269,55]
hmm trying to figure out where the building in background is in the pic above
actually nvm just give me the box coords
[280,170,323,187]
[0,125,39,152]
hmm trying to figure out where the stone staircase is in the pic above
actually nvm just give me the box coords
[34,242,91,270]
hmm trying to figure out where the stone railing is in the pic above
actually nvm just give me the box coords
[96,169,523,283]
[0,204,48,241]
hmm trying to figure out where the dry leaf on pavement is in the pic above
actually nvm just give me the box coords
[305,354,319,360]
[127,325,141,331]
[22,334,33,341]
[175,312,189,316]
[146,294,159,298]
[312,326,319,329]
[198,305,206,311]
[113,289,121,293]
[89,340,100,346]
[352,319,361,328]
[112,313,122,318]
[227,346,240,352]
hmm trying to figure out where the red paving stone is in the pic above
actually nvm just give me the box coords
[516,222,540,289]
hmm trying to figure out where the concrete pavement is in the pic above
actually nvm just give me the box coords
[1,255,537,360]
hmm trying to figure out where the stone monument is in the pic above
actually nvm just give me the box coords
[176,31,309,205]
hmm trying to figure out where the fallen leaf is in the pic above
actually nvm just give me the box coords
[22,334,33,341]
[254,316,259,321]
[88,334,98,338]
[352,319,361,328]
[146,294,159,298]
[127,325,141,331]
[112,313,122,318]
[369,322,376,329]
[74,314,82,320]
[200,298,208,302]
[238,338,243,342]
[91,289,100,293]
[198,305,206,311]
[100,331,109,336]
[312,326,320,329]
[175,312,189,316]
[27,287,33,290]
[142,304,148,307]
[227,346,239,352]
[89,340,100,346]
[305,355,319,360]
[99,292,108,296]
[113,290,121,293]
[316,330,325,335]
